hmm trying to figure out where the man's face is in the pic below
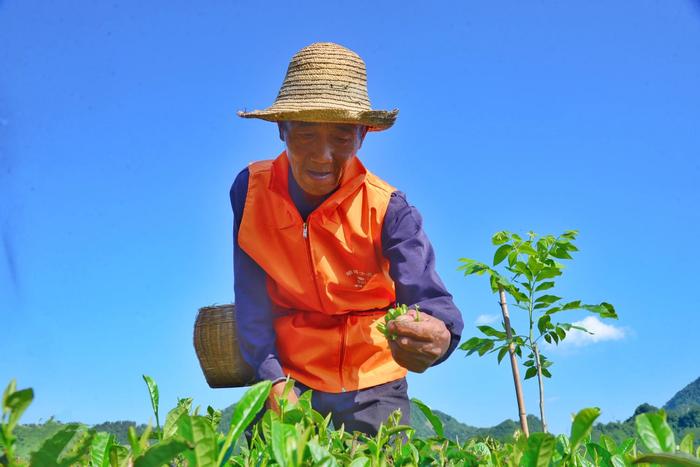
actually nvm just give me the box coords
[278,121,369,196]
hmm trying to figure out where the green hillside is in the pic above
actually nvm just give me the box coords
[593,376,700,442]
[664,376,700,413]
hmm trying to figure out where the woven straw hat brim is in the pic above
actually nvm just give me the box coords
[237,107,398,132]
[239,42,398,132]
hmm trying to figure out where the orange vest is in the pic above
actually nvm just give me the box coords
[238,151,407,392]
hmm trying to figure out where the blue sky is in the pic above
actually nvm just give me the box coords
[1,1,699,435]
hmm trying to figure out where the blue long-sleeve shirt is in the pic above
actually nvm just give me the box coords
[230,162,464,384]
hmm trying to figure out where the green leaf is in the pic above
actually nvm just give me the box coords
[617,438,636,456]
[134,438,191,467]
[555,433,570,457]
[411,398,444,438]
[142,375,161,434]
[460,337,484,353]
[582,302,618,319]
[109,445,130,467]
[5,388,33,432]
[635,410,675,453]
[680,433,695,455]
[307,439,339,467]
[128,425,142,457]
[561,300,581,310]
[512,261,533,281]
[163,398,192,439]
[537,267,562,280]
[30,423,84,466]
[477,339,495,356]
[270,420,296,467]
[525,367,537,380]
[493,244,513,266]
[550,245,573,260]
[549,331,559,344]
[217,380,272,466]
[492,231,510,245]
[632,452,700,466]
[587,442,613,465]
[177,415,217,467]
[521,433,556,467]
[556,327,567,340]
[497,345,509,364]
[569,408,601,454]
[538,315,552,334]
[457,258,492,276]
[348,457,371,467]
[535,282,555,292]
[611,454,627,467]
[478,325,506,339]
[519,242,538,256]
[89,432,114,467]
[535,295,562,305]
[52,427,94,466]
[507,249,519,267]
[1,379,17,414]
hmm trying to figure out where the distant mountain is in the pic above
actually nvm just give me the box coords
[594,376,700,442]
[410,404,542,441]
[664,377,700,414]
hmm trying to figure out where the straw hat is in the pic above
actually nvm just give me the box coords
[237,42,398,132]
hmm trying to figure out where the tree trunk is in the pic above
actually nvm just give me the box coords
[533,343,548,433]
[498,286,529,437]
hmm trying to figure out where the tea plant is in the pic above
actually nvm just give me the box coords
[377,303,420,340]
[459,230,618,433]
[3,377,700,466]
[1,380,33,467]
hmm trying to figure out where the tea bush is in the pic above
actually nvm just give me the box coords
[2,378,699,466]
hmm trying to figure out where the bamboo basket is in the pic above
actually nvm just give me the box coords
[193,304,256,388]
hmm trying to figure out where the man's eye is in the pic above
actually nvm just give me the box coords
[335,137,351,144]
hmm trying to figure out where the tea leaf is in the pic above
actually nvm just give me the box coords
[632,452,700,466]
[133,437,191,467]
[569,407,600,453]
[217,380,272,466]
[411,398,444,438]
[521,432,556,467]
[142,375,161,435]
[635,410,675,453]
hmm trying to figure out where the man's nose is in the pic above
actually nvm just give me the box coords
[310,140,334,162]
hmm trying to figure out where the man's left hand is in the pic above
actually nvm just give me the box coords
[386,309,451,373]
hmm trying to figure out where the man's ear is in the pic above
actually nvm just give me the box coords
[277,121,286,142]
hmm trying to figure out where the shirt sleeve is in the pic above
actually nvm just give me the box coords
[382,191,464,366]
[230,168,286,383]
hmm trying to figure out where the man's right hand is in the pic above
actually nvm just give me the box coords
[266,380,299,414]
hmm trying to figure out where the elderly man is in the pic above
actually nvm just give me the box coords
[231,42,463,435]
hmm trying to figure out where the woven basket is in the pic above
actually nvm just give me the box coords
[193,304,256,388]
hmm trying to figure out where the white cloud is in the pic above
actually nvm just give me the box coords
[563,316,626,347]
[474,314,499,326]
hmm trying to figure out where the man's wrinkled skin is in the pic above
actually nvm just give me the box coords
[267,121,451,411]
[278,120,369,198]
[386,309,451,373]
